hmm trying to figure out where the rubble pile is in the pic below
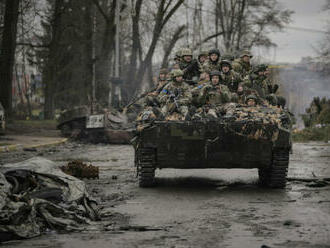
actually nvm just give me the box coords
[0,157,99,243]
[61,160,99,179]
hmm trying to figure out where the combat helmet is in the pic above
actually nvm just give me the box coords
[220,60,232,69]
[198,50,209,58]
[246,94,257,103]
[240,50,253,58]
[181,48,193,57]
[209,70,221,78]
[172,69,184,78]
[208,48,221,57]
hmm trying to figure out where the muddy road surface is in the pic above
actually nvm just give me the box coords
[1,142,330,248]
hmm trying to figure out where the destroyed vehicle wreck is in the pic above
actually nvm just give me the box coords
[57,105,134,144]
[0,157,99,243]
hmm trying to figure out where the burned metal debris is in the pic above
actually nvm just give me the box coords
[0,157,99,243]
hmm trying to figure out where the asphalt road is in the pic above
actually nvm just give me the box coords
[1,142,330,248]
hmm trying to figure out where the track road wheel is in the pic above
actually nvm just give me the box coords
[258,148,289,188]
[137,148,156,187]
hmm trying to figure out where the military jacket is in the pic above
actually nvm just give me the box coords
[220,70,242,92]
[179,60,199,80]
[158,81,192,106]
[243,74,267,98]
[202,60,221,73]
[232,58,252,78]
[155,80,168,94]
[196,82,231,105]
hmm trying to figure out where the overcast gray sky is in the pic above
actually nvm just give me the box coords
[259,0,329,63]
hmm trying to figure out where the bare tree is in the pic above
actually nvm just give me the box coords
[133,0,184,89]
[161,25,185,68]
[43,0,64,119]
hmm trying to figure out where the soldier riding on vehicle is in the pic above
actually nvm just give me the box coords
[158,69,192,120]
[202,48,221,73]
[219,59,242,93]
[232,50,253,78]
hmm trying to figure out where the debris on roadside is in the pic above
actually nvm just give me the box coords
[0,157,99,243]
[60,160,99,179]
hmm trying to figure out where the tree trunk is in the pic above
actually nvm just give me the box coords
[44,0,64,119]
[0,0,20,116]
[161,25,185,68]
[127,0,143,86]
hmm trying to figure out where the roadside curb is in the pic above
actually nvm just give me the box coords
[0,138,68,153]
[0,144,23,153]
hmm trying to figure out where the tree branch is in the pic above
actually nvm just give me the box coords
[161,0,184,30]
[91,0,110,22]
[16,42,49,48]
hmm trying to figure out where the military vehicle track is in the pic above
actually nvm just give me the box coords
[258,148,289,188]
[137,148,156,187]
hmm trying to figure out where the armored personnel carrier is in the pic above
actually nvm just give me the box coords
[0,102,5,135]
[133,103,292,188]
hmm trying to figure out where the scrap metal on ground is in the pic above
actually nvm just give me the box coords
[0,157,99,243]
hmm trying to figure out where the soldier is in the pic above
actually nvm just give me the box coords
[195,50,209,78]
[232,50,253,78]
[173,49,182,64]
[262,65,286,107]
[179,48,199,82]
[246,94,257,107]
[198,50,209,66]
[155,68,169,93]
[198,71,210,85]
[219,59,242,92]
[193,70,231,118]
[158,69,192,120]
[242,64,267,99]
[236,85,246,104]
[202,48,221,73]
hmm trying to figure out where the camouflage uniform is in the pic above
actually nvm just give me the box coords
[202,49,221,73]
[158,69,192,119]
[195,71,231,106]
[197,50,209,75]
[219,60,242,92]
[178,48,199,82]
[232,50,253,78]
[242,67,267,99]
